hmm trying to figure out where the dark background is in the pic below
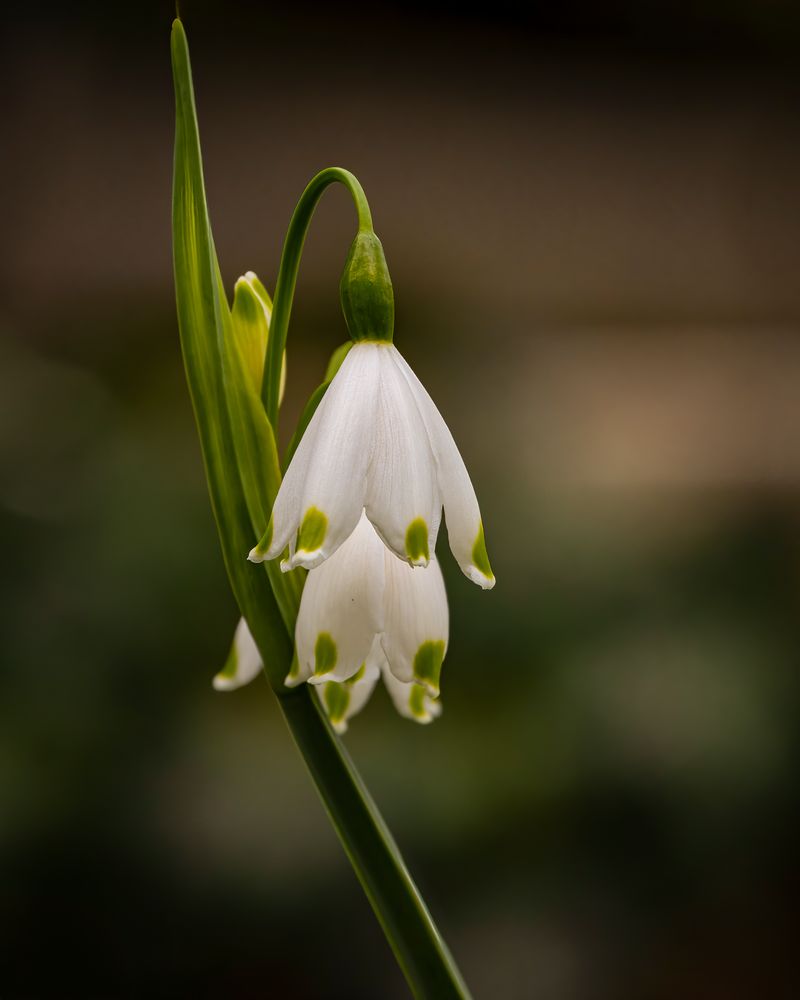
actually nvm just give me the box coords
[2,2,799,997]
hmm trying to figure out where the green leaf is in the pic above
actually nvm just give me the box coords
[324,339,352,381]
[225,279,304,631]
[171,17,291,685]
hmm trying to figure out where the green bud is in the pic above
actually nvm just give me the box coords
[231,271,271,390]
[231,270,286,401]
[339,230,394,343]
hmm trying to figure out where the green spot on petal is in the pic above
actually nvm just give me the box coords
[405,518,430,563]
[413,640,445,695]
[217,643,238,681]
[346,663,366,686]
[314,632,338,676]
[323,682,350,724]
[471,521,494,580]
[251,515,274,559]
[408,684,428,719]
[298,506,328,553]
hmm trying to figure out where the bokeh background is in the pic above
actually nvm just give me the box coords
[2,2,799,997]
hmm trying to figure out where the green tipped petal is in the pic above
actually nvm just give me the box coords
[412,640,446,696]
[347,663,366,685]
[298,506,328,554]
[284,648,302,687]
[214,643,238,685]
[247,515,274,563]
[314,632,338,677]
[317,664,381,733]
[404,518,430,565]
[213,618,264,692]
[324,681,351,725]
[408,684,427,719]
[469,522,495,588]
[381,665,444,725]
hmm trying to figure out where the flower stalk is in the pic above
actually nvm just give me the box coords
[171,18,471,998]
[262,166,376,431]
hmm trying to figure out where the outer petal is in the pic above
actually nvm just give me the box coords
[392,348,495,589]
[250,343,380,570]
[381,548,449,696]
[316,663,380,734]
[292,511,385,685]
[213,617,263,691]
[364,346,440,567]
[381,663,442,724]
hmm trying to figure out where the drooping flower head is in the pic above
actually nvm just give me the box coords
[221,511,447,729]
[249,232,494,589]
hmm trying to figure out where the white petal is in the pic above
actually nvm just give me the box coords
[381,548,449,695]
[364,346,440,567]
[381,663,443,724]
[213,617,263,692]
[392,348,495,589]
[293,511,385,684]
[253,342,380,571]
[316,663,380,733]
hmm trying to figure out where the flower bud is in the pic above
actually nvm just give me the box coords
[231,270,286,401]
[339,231,394,343]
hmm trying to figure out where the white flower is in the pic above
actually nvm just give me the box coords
[248,341,495,589]
[212,616,263,691]
[222,511,448,728]
[289,510,449,696]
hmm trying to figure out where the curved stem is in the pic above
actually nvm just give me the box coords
[262,168,373,430]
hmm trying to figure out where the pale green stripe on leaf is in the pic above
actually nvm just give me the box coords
[172,18,292,682]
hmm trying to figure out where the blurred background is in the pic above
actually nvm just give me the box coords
[2,1,799,997]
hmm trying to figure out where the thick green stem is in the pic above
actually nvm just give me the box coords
[278,687,471,1000]
[262,167,373,431]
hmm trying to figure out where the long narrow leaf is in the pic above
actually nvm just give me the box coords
[171,18,290,685]
[224,292,303,631]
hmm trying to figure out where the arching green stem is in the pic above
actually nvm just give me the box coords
[262,168,373,430]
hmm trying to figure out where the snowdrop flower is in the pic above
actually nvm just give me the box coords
[289,510,448,696]
[223,511,448,728]
[248,232,494,590]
